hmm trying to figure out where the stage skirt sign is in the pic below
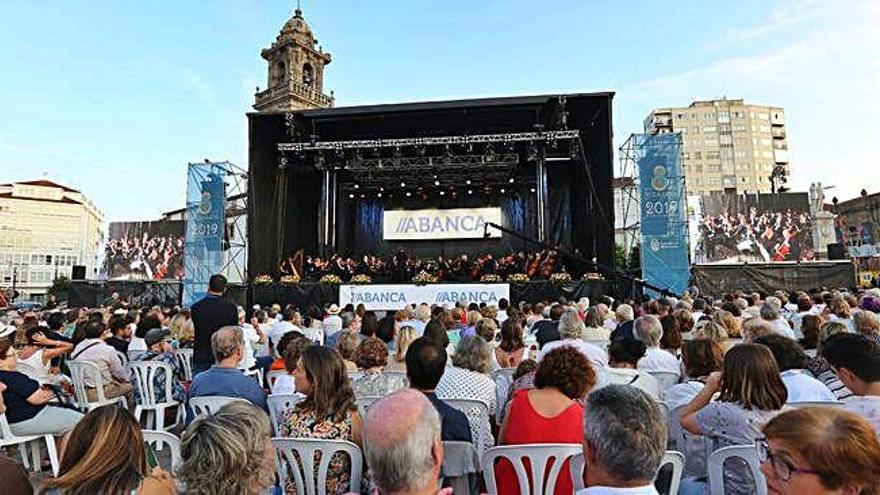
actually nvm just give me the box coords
[382,207,502,241]
[340,284,510,310]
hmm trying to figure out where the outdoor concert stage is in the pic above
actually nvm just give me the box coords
[246,92,616,279]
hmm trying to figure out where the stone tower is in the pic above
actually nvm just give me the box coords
[253,7,334,112]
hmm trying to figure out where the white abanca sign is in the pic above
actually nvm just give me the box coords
[382,207,502,241]
[339,284,510,311]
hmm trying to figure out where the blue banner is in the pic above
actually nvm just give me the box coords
[183,162,227,307]
[635,133,689,297]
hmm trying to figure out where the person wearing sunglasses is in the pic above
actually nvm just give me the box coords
[759,407,880,494]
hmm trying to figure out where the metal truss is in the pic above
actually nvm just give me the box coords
[278,130,580,152]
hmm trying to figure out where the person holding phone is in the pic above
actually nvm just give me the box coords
[41,405,175,495]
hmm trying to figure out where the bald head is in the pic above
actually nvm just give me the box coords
[363,389,442,493]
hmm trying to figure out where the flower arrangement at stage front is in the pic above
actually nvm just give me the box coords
[507,273,530,285]
[480,274,503,283]
[253,274,273,286]
[319,274,343,286]
[582,272,604,281]
[350,274,372,285]
[550,272,573,285]
[412,271,438,285]
[280,274,301,285]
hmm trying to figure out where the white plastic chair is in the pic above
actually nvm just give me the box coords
[787,400,843,408]
[129,361,182,431]
[445,398,493,455]
[492,368,516,423]
[0,411,59,475]
[570,450,685,494]
[646,371,681,399]
[244,367,265,387]
[267,370,288,388]
[188,396,248,418]
[707,445,767,495]
[116,351,129,366]
[272,437,363,495]
[267,393,305,435]
[177,349,193,381]
[67,360,127,411]
[482,443,582,495]
[142,430,181,471]
[355,395,383,419]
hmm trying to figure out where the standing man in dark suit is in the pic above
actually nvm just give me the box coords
[191,274,238,376]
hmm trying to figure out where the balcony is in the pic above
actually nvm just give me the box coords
[254,80,334,110]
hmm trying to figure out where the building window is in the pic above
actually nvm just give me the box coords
[703,126,717,133]
[693,151,702,159]
[302,63,314,87]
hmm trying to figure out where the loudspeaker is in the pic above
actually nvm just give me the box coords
[827,243,846,260]
[71,265,87,280]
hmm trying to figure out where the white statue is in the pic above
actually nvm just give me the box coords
[809,182,825,218]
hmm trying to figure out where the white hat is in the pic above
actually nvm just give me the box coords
[327,304,341,315]
[113,308,127,315]
[0,325,17,339]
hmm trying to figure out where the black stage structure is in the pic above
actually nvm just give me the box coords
[248,92,616,280]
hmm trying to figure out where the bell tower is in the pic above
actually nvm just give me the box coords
[254,6,334,112]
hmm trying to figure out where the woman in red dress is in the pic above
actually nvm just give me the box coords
[495,345,597,494]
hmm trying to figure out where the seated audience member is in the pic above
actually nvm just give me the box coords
[16,325,73,385]
[335,329,359,371]
[578,385,667,495]
[322,304,344,345]
[827,296,856,331]
[740,316,775,342]
[268,307,303,356]
[789,295,814,339]
[271,336,312,395]
[40,405,174,495]
[501,359,542,419]
[821,333,880,434]
[601,339,661,400]
[129,313,161,361]
[497,346,596,495]
[693,321,731,351]
[458,310,483,340]
[583,306,611,340]
[269,329,305,371]
[386,325,417,373]
[666,339,725,409]
[495,318,529,368]
[436,336,496,417]
[634,315,680,376]
[0,339,82,441]
[168,310,194,347]
[799,314,823,350]
[279,345,362,494]
[188,326,267,411]
[532,304,564,349]
[540,310,607,369]
[681,344,788,495]
[760,407,880,495]
[236,306,266,374]
[609,304,636,339]
[70,320,134,404]
[713,310,742,340]
[853,310,880,345]
[105,314,132,356]
[754,334,836,403]
[405,338,471,442]
[138,328,186,403]
[761,303,796,339]
[363,389,445,495]
[351,337,409,397]
[659,314,684,357]
[808,321,853,400]
[179,401,276,495]
[376,315,399,352]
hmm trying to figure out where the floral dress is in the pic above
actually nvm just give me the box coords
[279,404,357,495]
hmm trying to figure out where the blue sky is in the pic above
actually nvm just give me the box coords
[0,0,877,221]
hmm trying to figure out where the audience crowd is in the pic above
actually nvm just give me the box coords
[2,274,880,494]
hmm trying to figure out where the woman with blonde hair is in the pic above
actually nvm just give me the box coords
[713,310,742,338]
[168,311,194,347]
[386,325,417,373]
[693,321,730,351]
[40,405,174,495]
[853,310,880,344]
[458,310,484,339]
[760,407,880,494]
[827,296,855,331]
[178,401,276,495]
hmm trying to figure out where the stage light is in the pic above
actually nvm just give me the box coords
[530,187,536,193]
[400,181,406,187]
[500,188,506,194]
[468,189,473,195]
[377,192,383,198]
[466,180,471,185]
[509,178,515,183]
[348,193,354,199]
[440,191,446,196]
[434,180,440,186]
[406,191,412,197]
[353,184,359,189]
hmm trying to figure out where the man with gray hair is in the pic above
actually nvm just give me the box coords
[578,385,666,494]
[188,325,267,411]
[633,315,680,376]
[363,389,446,495]
[759,302,796,339]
